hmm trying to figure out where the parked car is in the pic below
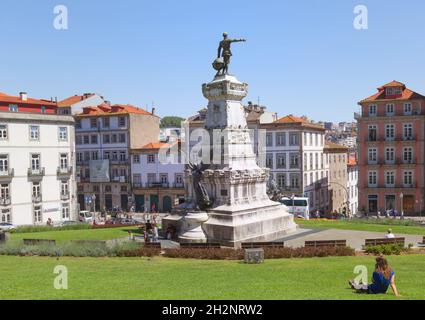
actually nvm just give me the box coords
[0,223,16,232]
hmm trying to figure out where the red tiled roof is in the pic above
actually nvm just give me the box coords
[275,115,307,124]
[0,92,57,106]
[359,81,425,103]
[76,104,156,117]
[133,140,180,152]
[58,94,95,107]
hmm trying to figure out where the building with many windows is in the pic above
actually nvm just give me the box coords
[357,81,425,215]
[261,115,329,213]
[75,103,159,212]
[324,142,349,215]
[131,141,185,213]
[0,91,76,225]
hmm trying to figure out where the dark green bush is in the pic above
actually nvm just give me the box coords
[365,243,406,256]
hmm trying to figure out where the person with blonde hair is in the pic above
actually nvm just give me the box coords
[349,256,400,296]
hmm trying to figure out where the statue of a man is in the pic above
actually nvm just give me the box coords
[216,32,246,75]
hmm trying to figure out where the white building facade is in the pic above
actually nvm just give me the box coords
[0,94,76,225]
[261,115,330,213]
[131,141,185,213]
[347,158,359,216]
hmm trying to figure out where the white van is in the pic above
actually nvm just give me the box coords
[79,211,93,223]
[280,197,310,220]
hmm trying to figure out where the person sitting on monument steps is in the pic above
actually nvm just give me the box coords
[349,256,400,296]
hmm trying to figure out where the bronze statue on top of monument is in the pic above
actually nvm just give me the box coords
[213,32,246,76]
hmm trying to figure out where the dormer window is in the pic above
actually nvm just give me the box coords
[394,87,402,95]
[386,88,393,96]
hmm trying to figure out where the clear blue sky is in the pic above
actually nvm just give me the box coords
[1,0,425,122]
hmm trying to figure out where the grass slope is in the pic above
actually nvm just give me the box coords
[0,255,424,300]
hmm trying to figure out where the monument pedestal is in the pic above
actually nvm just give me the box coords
[182,73,297,247]
[178,212,209,243]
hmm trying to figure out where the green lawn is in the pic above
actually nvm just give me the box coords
[297,219,425,236]
[0,254,424,300]
[10,226,140,243]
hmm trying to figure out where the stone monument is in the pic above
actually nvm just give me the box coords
[176,33,297,246]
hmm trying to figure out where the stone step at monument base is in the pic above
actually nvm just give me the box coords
[203,203,297,248]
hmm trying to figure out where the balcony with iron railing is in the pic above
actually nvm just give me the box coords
[57,166,73,176]
[0,197,11,206]
[366,183,418,189]
[146,182,169,188]
[32,194,42,203]
[60,192,70,200]
[28,167,45,178]
[365,135,419,143]
[0,168,14,179]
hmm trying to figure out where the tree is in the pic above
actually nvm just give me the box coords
[160,116,185,128]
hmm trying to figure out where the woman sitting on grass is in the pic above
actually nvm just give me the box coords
[349,256,400,297]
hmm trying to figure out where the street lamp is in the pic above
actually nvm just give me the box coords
[92,193,97,223]
[399,193,404,220]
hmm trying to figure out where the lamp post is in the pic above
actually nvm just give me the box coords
[400,192,404,220]
[92,193,97,223]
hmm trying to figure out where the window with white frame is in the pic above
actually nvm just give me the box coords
[0,154,9,173]
[385,147,395,164]
[403,147,413,163]
[290,153,299,168]
[32,182,41,197]
[76,135,82,145]
[0,184,10,200]
[90,118,98,128]
[0,125,7,140]
[58,127,68,141]
[276,173,286,189]
[62,204,70,219]
[385,124,395,140]
[266,132,273,146]
[385,171,395,187]
[147,154,155,164]
[31,154,41,171]
[290,173,300,188]
[34,205,42,224]
[276,153,286,169]
[368,171,377,187]
[368,125,377,141]
[404,103,412,115]
[133,174,142,186]
[266,153,273,169]
[103,117,110,128]
[133,154,140,164]
[61,180,69,196]
[368,148,377,164]
[385,104,395,116]
[276,132,286,146]
[289,133,300,146]
[403,171,413,187]
[369,105,377,116]
[1,208,11,223]
[59,153,68,169]
[29,125,39,140]
[119,116,126,127]
[175,174,183,185]
[92,151,99,160]
[403,124,413,140]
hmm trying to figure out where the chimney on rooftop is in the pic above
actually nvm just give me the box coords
[152,107,156,115]
[20,92,28,101]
